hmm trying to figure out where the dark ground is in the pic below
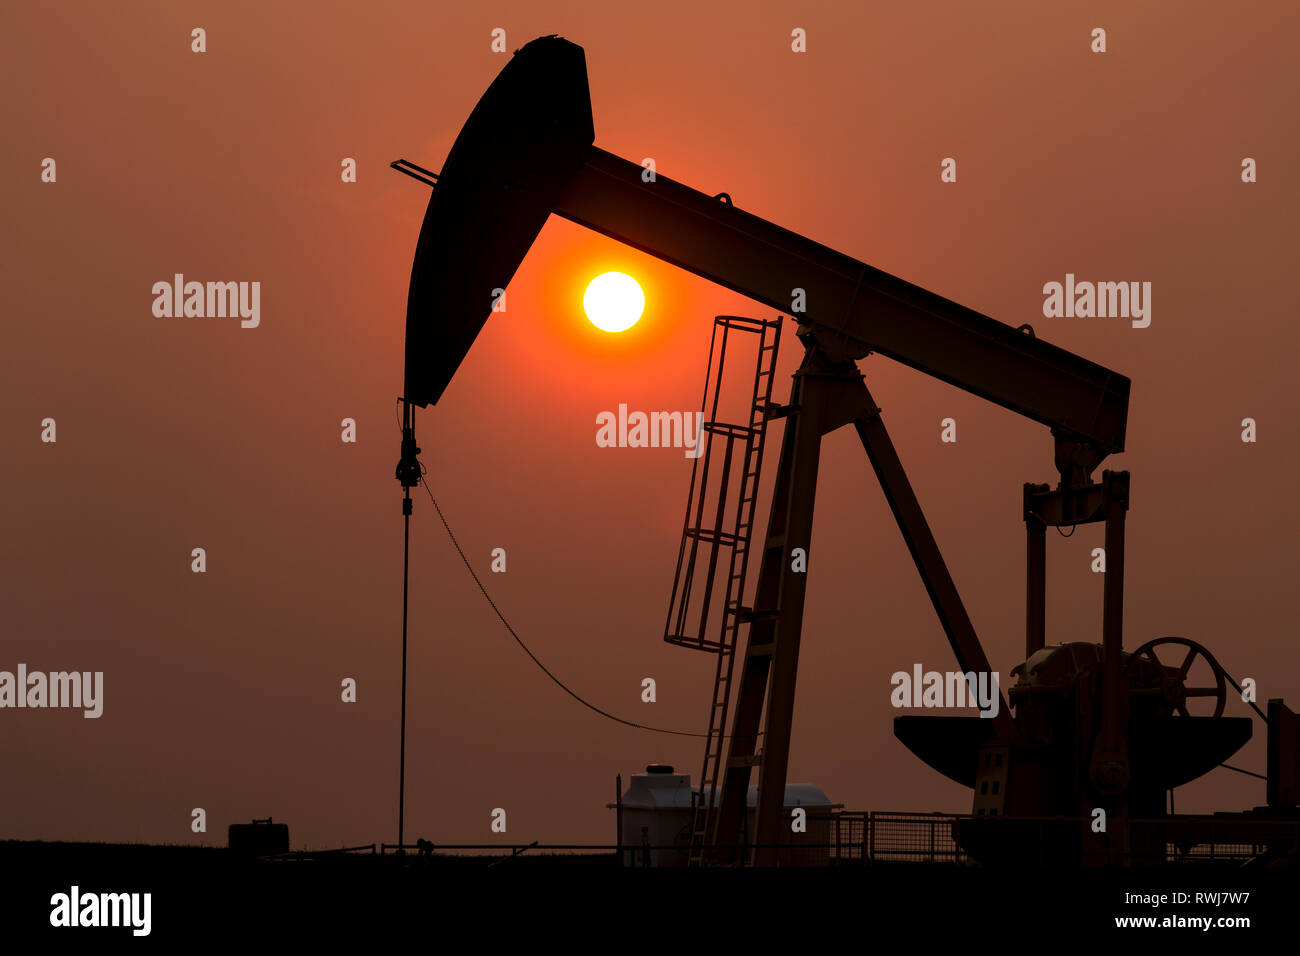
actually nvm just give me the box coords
[1,840,1295,942]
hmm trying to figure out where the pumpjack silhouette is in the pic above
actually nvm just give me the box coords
[394,35,1300,867]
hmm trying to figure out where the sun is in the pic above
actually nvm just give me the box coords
[583,272,644,332]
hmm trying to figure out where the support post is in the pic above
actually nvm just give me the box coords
[1090,469,1131,863]
[714,342,871,865]
[713,342,1014,865]
[853,385,1015,738]
[1025,483,1049,658]
[394,400,423,854]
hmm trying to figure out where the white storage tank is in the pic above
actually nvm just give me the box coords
[610,764,836,866]
[613,764,695,866]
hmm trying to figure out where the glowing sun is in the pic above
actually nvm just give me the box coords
[583,272,644,332]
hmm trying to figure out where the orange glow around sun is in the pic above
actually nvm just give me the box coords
[502,220,713,392]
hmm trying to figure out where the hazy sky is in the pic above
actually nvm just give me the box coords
[4,1,1298,849]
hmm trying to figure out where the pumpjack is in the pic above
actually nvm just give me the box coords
[396,35,1300,866]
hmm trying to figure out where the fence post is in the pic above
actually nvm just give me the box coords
[615,773,623,869]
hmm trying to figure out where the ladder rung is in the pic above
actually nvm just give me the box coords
[727,754,762,769]
[747,642,776,658]
[685,527,741,547]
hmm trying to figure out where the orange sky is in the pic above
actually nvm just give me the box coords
[3,2,1299,849]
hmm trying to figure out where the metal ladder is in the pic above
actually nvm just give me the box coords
[661,314,782,866]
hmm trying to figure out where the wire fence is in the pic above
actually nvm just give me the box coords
[246,812,1299,866]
